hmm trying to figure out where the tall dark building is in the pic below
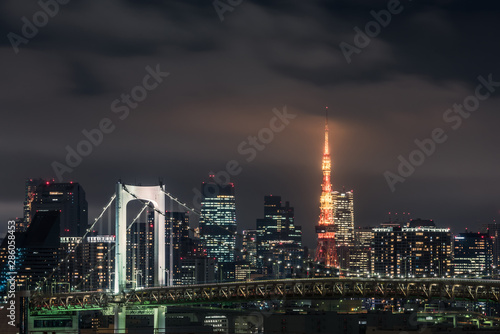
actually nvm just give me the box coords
[242,229,258,269]
[199,176,237,264]
[453,232,493,276]
[256,196,301,250]
[11,217,27,233]
[0,211,61,294]
[256,195,303,277]
[166,212,204,285]
[26,179,88,237]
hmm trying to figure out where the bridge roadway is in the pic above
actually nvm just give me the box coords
[30,277,500,313]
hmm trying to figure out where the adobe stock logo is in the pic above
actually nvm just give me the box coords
[213,0,243,22]
[51,64,169,182]
[191,106,296,209]
[384,74,499,192]
[7,0,71,54]
[339,0,410,64]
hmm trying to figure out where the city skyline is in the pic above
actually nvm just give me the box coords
[3,2,500,333]
[1,1,500,249]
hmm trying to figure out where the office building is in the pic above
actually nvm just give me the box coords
[349,226,373,276]
[333,189,354,247]
[199,175,237,264]
[166,212,205,285]
[453,231,493,276]
[333,190,354,271]
[256,195,302,276]
[25,179,88,237]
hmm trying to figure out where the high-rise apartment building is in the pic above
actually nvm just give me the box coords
[81,235,115,292]
[372,220,452,277]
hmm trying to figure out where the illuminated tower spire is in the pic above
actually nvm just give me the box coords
[315,107,338,268]
[322,107,331,194]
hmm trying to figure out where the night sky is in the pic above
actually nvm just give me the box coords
[1,0,500,247]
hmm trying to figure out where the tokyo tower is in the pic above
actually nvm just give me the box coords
[314,107,338,268]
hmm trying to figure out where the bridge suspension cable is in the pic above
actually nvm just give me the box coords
[34,193,117,294]
[124,186,246,256]
[76,184,258,293]
[40,184,326,296]
[73,200,151,291]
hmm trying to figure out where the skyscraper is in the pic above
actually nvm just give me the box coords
[315,108,337,268]
[333,190,354,247]
[453,231,493,276]
[0,211,61,294]
[165,211,205,285]
[333,189,355,271]
[349,226,373,276]
[26,179,88,237]
[199,175,237,264]
[256,195,303,277]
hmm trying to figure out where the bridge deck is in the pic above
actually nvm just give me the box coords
[29,277,500,313]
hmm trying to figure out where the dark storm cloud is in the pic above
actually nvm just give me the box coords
[1,0,500,246]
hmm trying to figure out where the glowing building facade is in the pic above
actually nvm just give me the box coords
[372,220,452,277]
[199,176,237,264]
[333,190,354,247]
